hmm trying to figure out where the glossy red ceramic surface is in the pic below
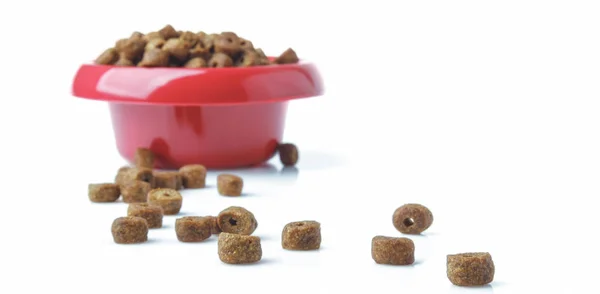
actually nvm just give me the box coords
[72,61,323,169]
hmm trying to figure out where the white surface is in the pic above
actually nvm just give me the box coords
[1,1,600,293]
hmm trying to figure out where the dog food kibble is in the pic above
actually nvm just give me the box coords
[175,216,212,242]
[153,171,180,189]
[278,143,299,166]
[371,236,415,265]
[121,180,152,203]
[134,148,154,168]
[184,57,207,68]
[111,216,148,244]
[217,174,243,196]
[218,233,262,264]
[88,183,120,203]
[208,216,222,234]
[94,26,299,68]
[179,164,207,188]
[115,166,131,185]
[282,221,321,250]
[217,206,257,235]
[122,167,154,187]
[208,53,233,68]
[127,203,163,228]
[95,48,118,65]
[148,188,183,215]
[447,252,495,286]
[393,203,434,235]
[275,48,299,64]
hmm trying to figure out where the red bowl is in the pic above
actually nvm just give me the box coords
[71,60,324,169]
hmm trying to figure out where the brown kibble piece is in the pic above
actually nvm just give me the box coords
[282,221,321,250]
[239,38,254,51]
[159,25,179,39]
[115,166,131,185]
[447,252,495,286]
[121,180,152,203]
[138,48,169,67]
[179,31,200,47]
[145,38,165,51]
[143,32,163,41]
[162,38,190,61]
[217,206,257,235]
[207,216,222,234]
[208,53,233,68]
[275,48,299,64]
[237,50,260,67]
[131,31,144,39]
[111,216,148,244]
[179,164,207,188]
[134,148,154,168]
[127,203,163,228]
[115,37,146,61]
[189,43,211,60]
[175,216,212,242]
[214,32,242,57]
[114,57,134,66]
[184,57,207,68]
[120,167,154,187]
[153,171,180,189]
[95,48,118,65]
[217,174,243,196]
[278,143,299,166]
[88,183,120,203]
[218,233,262,264]
[371,236,415,265]
[148,188,182,215]
[393,203,434,235]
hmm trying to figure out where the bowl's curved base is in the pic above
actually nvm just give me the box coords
[110,102,287,169]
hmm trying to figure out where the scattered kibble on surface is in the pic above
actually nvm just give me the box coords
[218,233,262,264]
[114,166,131,186]
[111,216,148,244]
[88,183,120,203]
[217,206,257,235]
[371,236,415,265]
[392,203,434,234]
[175,216,213,242]
[153,171,180,190]
[217,174,243,196]
[275,48,299,65]
[122,167,154,188]
[127,203,164,229]
[447,252,495,286]
[282,221,321,250]
[278,143,299,166]
[207,216,222,234]
[134,148,154,168]
[179,164,207,188]
[121,180,152,203]
[148,188,183,215]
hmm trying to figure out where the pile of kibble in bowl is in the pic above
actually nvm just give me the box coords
[95,24,299,68]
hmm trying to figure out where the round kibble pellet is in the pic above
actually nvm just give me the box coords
[115,57,134,67]
[134,148,154,168]
[208,52,233,68]
[115,166,131,185]
[371,236,415,265]
[88,183,120,203]
[392,203,433,235]
[179,31,199,47]
[120,167,154,188]
[184,57,207,68]
[447,252,495,286]
[275,48,299,64]
[175,216,212,242]
[207,216,222,234]
[278,143,299,166]
[159,25,179,39]
[217,206,257,235]
[111,216,148,244]
[148,188,183,215]
[121,180,152,203]
[218,233,262,264]
[214,32,242,57]
[153,171,180,189]
[282,221,321,250]
[145,38,165,51]
[139,48,169,67]
[217,174,243,196]
[127,203,163,229]
[115,37,146,62]
[162,38,190,62]
[179,164,207,188]
[95,48,118,65]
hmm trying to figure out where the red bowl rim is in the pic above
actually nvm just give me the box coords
[71,58,324,106]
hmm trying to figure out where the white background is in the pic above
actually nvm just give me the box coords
[1,1,599,293]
